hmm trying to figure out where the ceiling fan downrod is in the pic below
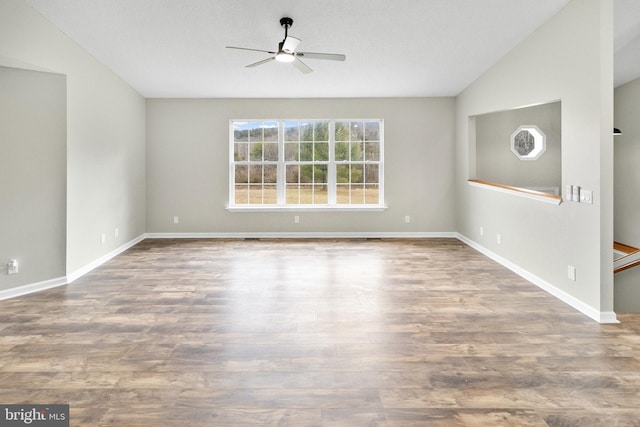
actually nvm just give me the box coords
[280,17,293,38]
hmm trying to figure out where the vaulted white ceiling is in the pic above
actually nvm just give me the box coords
[23,0,640,98]
[614,0,640,88]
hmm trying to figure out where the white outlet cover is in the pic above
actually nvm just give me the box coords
[7,259,19,274]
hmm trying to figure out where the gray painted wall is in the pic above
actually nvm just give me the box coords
[0,66,66,291]
[0,0,146,284]
[613,77,640,312]
[475,101,561,190]
[456,0,614,317]
[614,77,640,246]
[146,98,456,234]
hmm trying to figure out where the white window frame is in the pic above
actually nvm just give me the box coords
[228,119,385,211]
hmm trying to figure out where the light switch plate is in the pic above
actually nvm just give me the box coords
[580,190,593,204]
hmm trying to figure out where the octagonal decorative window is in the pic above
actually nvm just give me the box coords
[510,125,546,160]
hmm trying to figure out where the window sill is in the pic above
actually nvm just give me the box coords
[227,205,388,212]
[467,179,562,205]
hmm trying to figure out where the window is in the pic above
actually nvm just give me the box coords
[230,119,384,208]
[510,125,546,160]
[285,121,330,204]
[232,121,279,204]
[335,121,381,204]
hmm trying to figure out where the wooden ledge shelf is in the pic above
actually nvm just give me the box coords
[614,242,640,255]
[467,179,562,204]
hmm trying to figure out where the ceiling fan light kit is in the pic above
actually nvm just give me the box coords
[226,17,346,73]
[275,52,295,63]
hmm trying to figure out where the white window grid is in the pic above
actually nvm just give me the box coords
[230,119,384,207]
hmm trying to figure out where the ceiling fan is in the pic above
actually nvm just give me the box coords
[226,17,346,74]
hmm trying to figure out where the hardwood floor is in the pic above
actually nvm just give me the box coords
[1,238,640,426]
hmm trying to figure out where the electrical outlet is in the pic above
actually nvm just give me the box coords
[496,234,502,245]
[404,215,411,224]
[480,226,484,236]
[568,265,576,281]
[7,259,18,275]
[101,233,106,245]
[115,228,119,238]
[294,215,300,224]
[173,216,179,224]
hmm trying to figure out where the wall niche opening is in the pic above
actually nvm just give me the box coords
[469,101,561,198]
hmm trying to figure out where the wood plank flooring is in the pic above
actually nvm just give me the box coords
[1,238,640,426]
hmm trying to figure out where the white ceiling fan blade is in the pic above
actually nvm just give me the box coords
[246,57,276,68]
[282,36,301,53]
[292,57,313,74]
[297,52,346,61]
[226,46,276,55]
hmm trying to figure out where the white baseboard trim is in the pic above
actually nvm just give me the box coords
[67,234,146,283]
[0,234,146,301]
[145,231,458,239]
[456,233,619,324]
[0,276,67,301]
